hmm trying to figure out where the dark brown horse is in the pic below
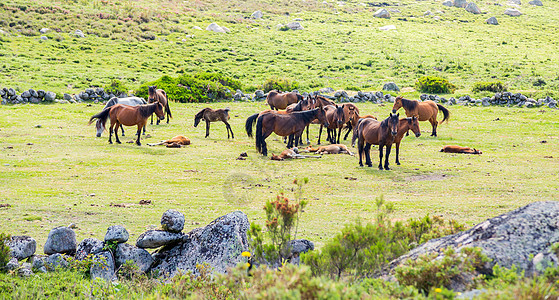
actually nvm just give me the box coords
[194,108,234,139]
[148,86,172,125]
[391,96,449,137]
[255,107,329,156]
[341,103,360,141]
[394,117,421,165]
[245,97,310,139]
[317,105,347,144]
[356,113,399,170]
[266,90,303,110]
[89,102,165,146]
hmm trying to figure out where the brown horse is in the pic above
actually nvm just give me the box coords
[89,102,164,146]
[356,113,399,170]
[391,96,449,137]
[440,145,482,154]
[270,148,322,160]
[245,98,310,138]
[255,107,329,156]
[194,108,234,139]
[305,144,354,155]
[394,117,421,165]
[266,90,303,110]
[317,105,347,144]
[148,86,172,125]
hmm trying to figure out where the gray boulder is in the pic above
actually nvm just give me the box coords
[251,10,263,19]
[63,93,72,101]
[75,238,104,260]
[161,209,185,233]
[90,251,116,281]
[40,28,50,34]
[465,2,481,13]
[509,0,521,4]
[114,243,154,273]
[44,91,56,102]
[504,8,522,16]
[37,90,45,98]
[7,236,36,260]
[383,82,400,92]
[529,0,543,5]
[151,211,250,278]
[105,225,129,243]
[486,16,499,25]
[74,29,85,38]
[18,263,33,277]
[6,258,19,271]
[453,0,468,7]
[21,91,31,98]
[287,22,304,30]
[373,8,391,18]
[30,89,38,98]
[442,0,453,6]
[387,202,559,291]
[136,230,185,249]
[30,255,45,270]
[206,23,227,33]
[43,227,77,255]
[45,253,70,271]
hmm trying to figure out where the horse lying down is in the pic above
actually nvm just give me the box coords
[271,148,322,161]
[147,135,191,148]
[440,145,482,154]
[304,144,354,156]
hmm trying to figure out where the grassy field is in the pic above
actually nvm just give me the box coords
[1,102,557,247]
[1,0,559,96]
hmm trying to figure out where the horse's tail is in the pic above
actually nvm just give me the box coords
[165,100,172,119]
[88,107,111,127]
[437,104,450,125]
[245,113,259,138]
[352,118,365,147]
[255,115,264,153]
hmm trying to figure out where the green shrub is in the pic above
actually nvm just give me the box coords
[472,81,507,93]
[533,78,546,87]
[415,76,456,94]
[260,76,299,93]
[0,233,10,272]
[103,79,129,96]
[394,247,489,294]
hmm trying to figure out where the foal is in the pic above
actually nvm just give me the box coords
[194,107,234,139]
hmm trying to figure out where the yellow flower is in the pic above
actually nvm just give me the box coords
[435,288,442,293]
[457,292,462,296]
[245,263,251,268]
[241,251,251,257]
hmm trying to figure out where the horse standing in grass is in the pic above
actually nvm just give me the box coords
[391,96,449,137]
[245,97,311,140]
[94,97,146,137]
[148,86,172,125]
[317,105,347,144]
[266,90,303,110]
[356,113,399,170]
[194,108,234,139]
[393,116,421,165]
[89,102,165,146]
[255,107,329,156]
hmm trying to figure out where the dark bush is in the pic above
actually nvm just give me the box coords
[533,78,547,87]
[0,233,10,272]
[472,81,507,93]
[103,79,128,96]
[415,76,456,94]
[260,76,299,93]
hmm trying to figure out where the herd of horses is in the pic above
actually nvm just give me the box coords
[89,88,454,170]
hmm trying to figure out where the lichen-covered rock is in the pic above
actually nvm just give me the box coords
[504,8,522,16]
[373,8,390,18]
[151,211,250,278]
[7,236,36,260]
[161,209,185,233]
[43,227,77,255]
[114,243,154,273]
[30,255,45,270]
[386,202,559,291]
[206,23,226,33]
[90,251,116,281]
[6,258,19,271]
[136,230,185,249]
[18,263,33,277]
[465,2,481,14]
[382,82,400,92]
[251,10,263,19]
[75,238,104,260]
[486,16,499,25]
[105,225,129,243]
[45,253,70,271]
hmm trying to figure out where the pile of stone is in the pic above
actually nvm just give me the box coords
[232,89,252,101]
[419,92,558,108]
[63,87,126,104]
[1,87,57,104]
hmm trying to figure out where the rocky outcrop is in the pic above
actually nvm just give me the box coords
[386,202,559,290]
[7,236,36,260]
[151,211,250,277]
[75,238,104,260]
[504,8,522,16]
[382,82,400,92]
[161,209,185,233]
[90,251,116,281]
[43,227,77,255]
[114,243,154,272]
[373,9,391,18]
[105,225,129,243]
[136,230,185,249]
[206,23,227,33]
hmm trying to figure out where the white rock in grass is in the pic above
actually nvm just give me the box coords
[504,8,522,16]
[465,2,482,14]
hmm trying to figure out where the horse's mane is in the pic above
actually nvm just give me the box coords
[103,97,118,109]
[139,103,158,118]
[400,97,418,111]
[194,108,210,121]
[292,99,307,111]
[295,108,320,123]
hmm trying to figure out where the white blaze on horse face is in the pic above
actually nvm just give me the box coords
[96,120,104,137]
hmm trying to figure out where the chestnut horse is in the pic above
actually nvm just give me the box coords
[194,107,234,139]
[266,90,303,110]
[255,107,329,156]
[317,105,346,144]
[356,113,399,170]
[148,86,172,125]
[394,117,421,165]
[440,145,482,154]
[245,97,310,138]
[94,97,146,137]
[89,102,164,146]
[391,96,449,137]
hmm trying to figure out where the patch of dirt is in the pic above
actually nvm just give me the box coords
[139,200,151,205]
[0,203,11,208]
[110,203,133,208]
[405,174,449,182]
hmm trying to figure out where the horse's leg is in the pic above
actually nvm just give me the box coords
[114,122,122,144]
[142,125,146,135]
[431,118,438,137]
[287,135,293,149]
[108,125,113,144]
[337,127,342,144]
[121,124,125,136]
[343,124,352,140]
[136,125,142,146]
[166,108,170,124]
[377,144,384,170]
[395,142,401,165]
[317,125,323,145]
[261,130,273,156]
[150,114,153,125]
[358,138,364,166]
[364,143,372,168]
[306,125,310,145]
[384,144,392,170]
[225,121,234,139]
[205,120,210,138]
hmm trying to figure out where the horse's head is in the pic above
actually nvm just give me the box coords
[316,105,329,128]
[391,96,403,114]
[154,101,165,120]
[408,116,421,137]
[347,105,358,124]
[389,113,399,136]
[473,148,482,155]
[148,86,157,100]
[335,104,345,126]
[95,119,104,137]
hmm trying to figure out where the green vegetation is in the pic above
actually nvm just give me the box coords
[415,76,456,94]
[472,81,507,93]
[0,233,10,272]
[260,76,300,92]
[103,79,129,96]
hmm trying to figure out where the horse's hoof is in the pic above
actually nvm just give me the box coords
[378,166,383,170]
[109,142,112,144]
[136,143,141,146]
[396,162,401,165]
[116,141,121,144]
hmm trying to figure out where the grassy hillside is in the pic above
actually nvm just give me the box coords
[1,0,559,96]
